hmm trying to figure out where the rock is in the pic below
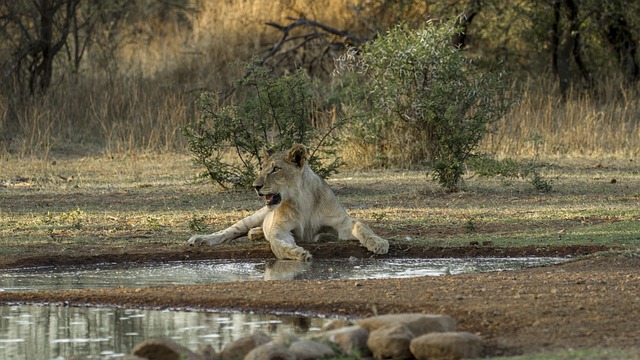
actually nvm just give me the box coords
[288,339,335,360]
[316,325,370,355]
[131,338,202,360]
[321,318,352,331]
[244,343,295,360]
[356,313,456,336]
[196,344,219,360]
[410,332,483,360]
[271,333,299,346]
[220,331,272,360]
[367,322,414,360]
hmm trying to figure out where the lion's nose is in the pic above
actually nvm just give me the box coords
[254,185,263,194]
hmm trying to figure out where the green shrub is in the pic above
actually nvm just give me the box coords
[522,134,553,192]
[467,155,521,178]
[182,62,343,188]
[467,142,553,193]
[337,19,512,191]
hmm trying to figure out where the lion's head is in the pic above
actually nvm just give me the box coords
[252,144,308,207]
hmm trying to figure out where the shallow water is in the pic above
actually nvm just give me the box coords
[0,305,325,360]
[0,257,566,292]
[0,257,567,359]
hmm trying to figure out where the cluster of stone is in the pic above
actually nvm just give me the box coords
[124,313,483,360]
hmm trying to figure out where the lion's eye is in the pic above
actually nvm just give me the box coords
[271,167,281,174]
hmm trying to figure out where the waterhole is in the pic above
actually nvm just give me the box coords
[1,257,566,292]
[1,257,567,359]
[0,305,326,360]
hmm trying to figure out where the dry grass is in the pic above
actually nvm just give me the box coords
[1,1,639,164]
[1,153,639,259]
[483,76,640,159]
[0,0,356,158]
[3,77,193,158]
[115,0,355,86]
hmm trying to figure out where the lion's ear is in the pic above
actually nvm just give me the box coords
[286,143,307,168]
[260,146,273,161]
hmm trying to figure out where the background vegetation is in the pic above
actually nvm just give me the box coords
[1,0,640,164]
[2,4,639,358]
[182,63,343,188]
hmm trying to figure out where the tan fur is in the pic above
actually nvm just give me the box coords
[188,144,389,260]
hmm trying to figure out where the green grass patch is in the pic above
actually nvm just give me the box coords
[1,154,639,261]
[487,348,640,360]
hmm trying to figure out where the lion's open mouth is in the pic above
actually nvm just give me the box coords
[264,193,282,206]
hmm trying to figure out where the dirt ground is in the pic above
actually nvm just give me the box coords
[1,243,639,357]
[2,157,639,357]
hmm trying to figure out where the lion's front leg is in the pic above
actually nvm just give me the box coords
[338,217,389,255]
[270,240,312,261]
[188,231,230,246]
[188,207,269,246]
[266,232,312,261]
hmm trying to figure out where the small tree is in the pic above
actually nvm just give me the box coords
[338,20,512,192]
[182,62,343,189]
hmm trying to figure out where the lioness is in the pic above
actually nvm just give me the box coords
[188,144,389,260]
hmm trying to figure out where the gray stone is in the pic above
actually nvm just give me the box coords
[356,313,456,336]
[131,338,202,360]
[320,318,352,331]
[410,332,484,360]
[271,333,300,346]
[196,344,219,360]
[316,325,370,356]
[289,339,336,360]
[220,331,271,360]
[244,343,295,360]
[367,322,414,360]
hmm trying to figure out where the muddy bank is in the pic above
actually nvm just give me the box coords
[0,242,610,269]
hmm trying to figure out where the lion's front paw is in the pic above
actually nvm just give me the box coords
[248,227,265,241]
[366,236,389,255]
[188,234,225,246]
[295,247,313,261]
[284,245,312,261]
[271,243,312,261]
[188,235,212,246]
[188,235,205,246]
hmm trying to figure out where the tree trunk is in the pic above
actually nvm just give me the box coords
[552,0,589,97]
[28,0,78,94]
[551,1,560,75]
[37,1,55,92]
[604,16,639,82]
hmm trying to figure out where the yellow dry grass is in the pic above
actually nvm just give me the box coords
[1,0,639,163]
[116,0,355,85]
[483,77,640,159]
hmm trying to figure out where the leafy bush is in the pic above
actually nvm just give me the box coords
[182,62,343,189]
[467,147,553,193]
[467,155,521,178]
[522,134,553,192]
[337,20,512,191]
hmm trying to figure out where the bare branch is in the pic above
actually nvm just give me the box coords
[284,17,366,44]
[222,17,368,102]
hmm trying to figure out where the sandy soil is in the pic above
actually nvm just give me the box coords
[1,243,639,357]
